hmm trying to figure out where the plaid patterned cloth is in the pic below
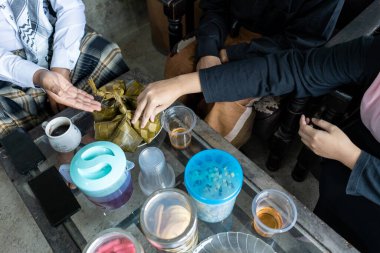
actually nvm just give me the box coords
[0,32,129,138]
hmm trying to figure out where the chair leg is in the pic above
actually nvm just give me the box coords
[162,0,189,51]
[185,0,195,35]
[266,97,310,171]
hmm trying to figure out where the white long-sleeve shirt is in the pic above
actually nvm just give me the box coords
[0,0,86,88]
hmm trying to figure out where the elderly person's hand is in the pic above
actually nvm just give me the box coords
[132,72,202,128]
[196,55,222,71]
[298,115,361,169]
[48,67,71,113]
[33,69,101,112]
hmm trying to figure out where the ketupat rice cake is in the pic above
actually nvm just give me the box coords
[89,78,162,152]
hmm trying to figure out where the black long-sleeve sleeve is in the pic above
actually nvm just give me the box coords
[199,36,380,103]
[347,151,380,206]
[226,0,344,60]
[196,0,231,60]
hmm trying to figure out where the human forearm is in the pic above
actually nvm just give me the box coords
[133,36,378,129]
[51,68,70,81]
[33,69,67,92]
[336,142,362,170]
[225,35,293,60]
[177,73,202,96]
[200,36,377,103]
[347,151,380,205]
[1,48,45,87]
[32,69,47,87]
[32,69,63,94]
[196,0,230,60]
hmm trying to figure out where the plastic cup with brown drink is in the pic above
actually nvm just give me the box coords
[251,189,297,237]
[161,106,197,149]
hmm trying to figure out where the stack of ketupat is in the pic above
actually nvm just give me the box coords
[89,79,161,152]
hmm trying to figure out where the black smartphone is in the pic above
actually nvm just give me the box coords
[0,128,45,174]
[28,167,81,227]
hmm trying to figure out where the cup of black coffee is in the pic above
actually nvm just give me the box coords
[50,124,70,136]
[42,117,82,153]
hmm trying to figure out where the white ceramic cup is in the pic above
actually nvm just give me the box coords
[42,117,82,153]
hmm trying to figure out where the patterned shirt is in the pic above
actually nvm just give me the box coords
[0,0,86,87]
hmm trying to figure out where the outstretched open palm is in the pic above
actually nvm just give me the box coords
[37,70,101,112]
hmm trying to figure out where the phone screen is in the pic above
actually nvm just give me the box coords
[28,167,80,226]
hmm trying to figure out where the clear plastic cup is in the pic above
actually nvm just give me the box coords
[161,106,197,149]
[251,189,297,237]
[83,228,144,253]
[140,189,198,252]
[138,147,175,196]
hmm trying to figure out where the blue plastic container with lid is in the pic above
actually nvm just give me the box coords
[70,141,134,209]
[185,149,243,223]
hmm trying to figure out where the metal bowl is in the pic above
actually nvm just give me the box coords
[137,121,164,148]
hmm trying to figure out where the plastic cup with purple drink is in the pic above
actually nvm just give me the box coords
[69,141,134,210]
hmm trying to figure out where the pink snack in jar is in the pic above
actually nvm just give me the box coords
[84,228,143,253]
[96,238,137,253]
[112,240,136,253]
[96,239,121,253]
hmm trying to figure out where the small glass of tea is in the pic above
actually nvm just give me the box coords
[251,189,297,237]
[161,106,197,149]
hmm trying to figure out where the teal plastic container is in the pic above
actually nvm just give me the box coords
[70,141,134,209]
[185,149,243,222]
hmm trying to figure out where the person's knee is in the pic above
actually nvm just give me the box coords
[318,160,350,204]
[164,42,197,79]
[74,32,128,87]
[164,55,195,79]
[205,101,256,148]
[80,33,123,61]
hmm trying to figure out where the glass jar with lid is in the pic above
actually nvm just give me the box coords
[83,228,144,253]
[140,188,198,252]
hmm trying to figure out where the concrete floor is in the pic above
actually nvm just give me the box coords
[82,0,166,81]
[241,136,319,210]
[0,0,318,252]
